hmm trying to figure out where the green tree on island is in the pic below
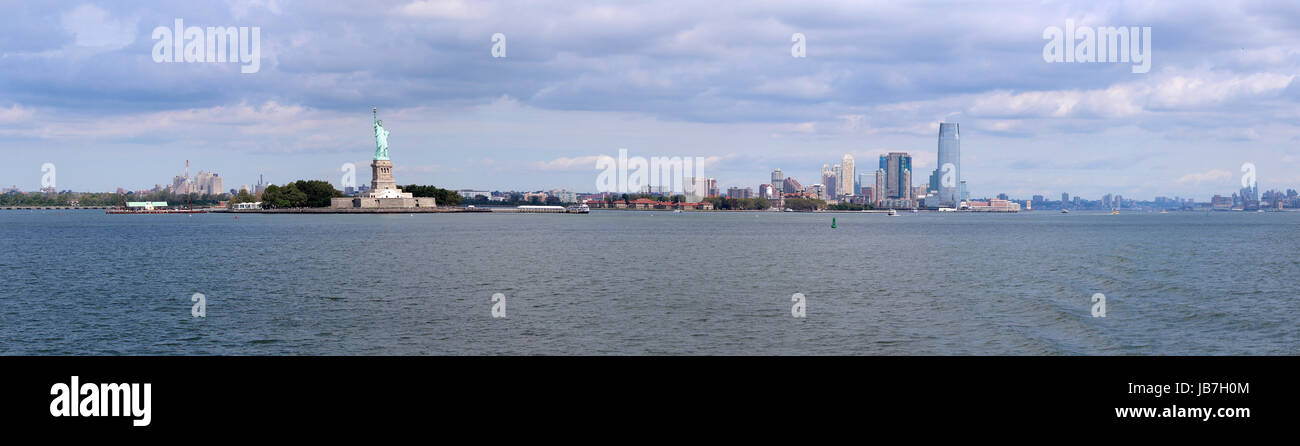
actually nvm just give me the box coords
[399,185,462,206]
[228,189,256,205]
[260,180,341,208]
[703,196,772,210]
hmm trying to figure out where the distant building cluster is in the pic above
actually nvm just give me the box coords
[736,122,965,210]
[165,168,224,196]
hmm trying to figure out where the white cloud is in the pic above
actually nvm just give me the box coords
[399,0,491,20]
[753,76,834,99]
[1176,169,1233,184]
[60,4,136,50]
[534,155,603,171]
[0,105,34,125]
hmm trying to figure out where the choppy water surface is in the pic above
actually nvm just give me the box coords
[1,209,1296,355]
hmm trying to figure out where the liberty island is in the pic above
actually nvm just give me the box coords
[331,108,437,210]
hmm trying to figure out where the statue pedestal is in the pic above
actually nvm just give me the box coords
[371,160,397,191]
[330,158,435,209]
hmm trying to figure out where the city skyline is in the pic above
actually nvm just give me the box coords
[1,1,1299,200]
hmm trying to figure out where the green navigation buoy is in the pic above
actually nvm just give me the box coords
[831,217,837,228]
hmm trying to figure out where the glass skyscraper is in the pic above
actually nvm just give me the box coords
[879,152,913,200]
[936,122,960,206]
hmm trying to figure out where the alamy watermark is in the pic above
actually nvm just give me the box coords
[49,376,151,427]
[41,162,56,191]
[341,163,357,190]
[1241,162,1256,190]
[491,33,507,58]
[791,33,806,58]
[1043,20,1151,74]
[152,19,261,74]
[491,293,507,318]
[1091,293,1106,317]
[595,149,708,196]
[191,292,206,318]
[791,293,806,318]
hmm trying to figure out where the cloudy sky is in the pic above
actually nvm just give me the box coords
[2,0,1299,199]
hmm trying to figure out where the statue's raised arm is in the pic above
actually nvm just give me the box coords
[373,107,390,160]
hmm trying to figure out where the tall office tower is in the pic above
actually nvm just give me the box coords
[824,176,837,200]
[821,164,835,198]
[771,168,784,196]
[934,122,960,206]
[880,152,912,200]
[874,169,886,206]
[1061,193,1070,206]
[840,154,855,197]
[902,168,913,200]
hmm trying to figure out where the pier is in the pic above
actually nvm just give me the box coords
[228,207,491,214]
[0,206,112,210]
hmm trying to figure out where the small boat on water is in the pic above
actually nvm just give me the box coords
[565,204,590,214]
[1111,210,1120,215]
[1061,209,1070,214]
[888,209,899,216]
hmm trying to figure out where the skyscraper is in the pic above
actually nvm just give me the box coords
[840,154,855,197]
[831,164,842,199]
[934,122,960,206]
[822,164,837,200]
[770,168,784,195]
[880,152,912,200]
[874,169,886,206]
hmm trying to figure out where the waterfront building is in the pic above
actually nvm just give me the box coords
[549,189,578,203]
[967,199,1021,212]
[782,177,803,194]
[804,184,826,200]
[459,190,492,200]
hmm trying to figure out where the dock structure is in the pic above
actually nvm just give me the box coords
[229,207,490,214]
[493,205,568,214]
[1,206,113,210]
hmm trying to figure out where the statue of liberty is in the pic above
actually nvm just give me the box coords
[373,107,390,160]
